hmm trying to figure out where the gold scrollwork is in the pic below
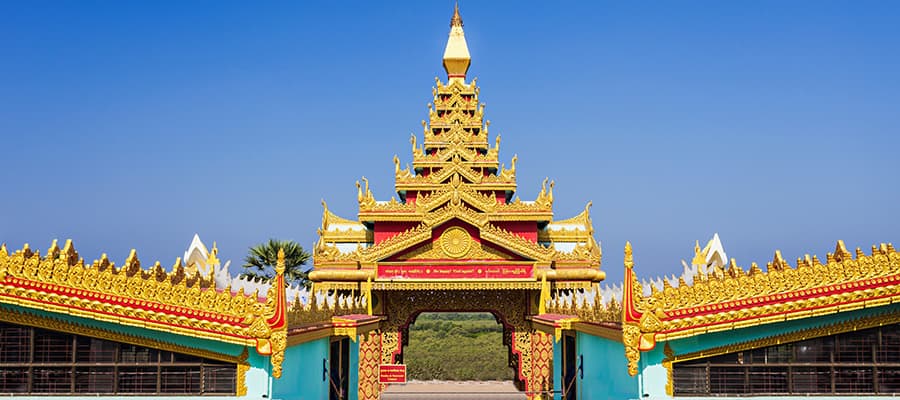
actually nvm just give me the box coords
[0,241,270,346]
[662,343,674,396]
[236,362,249,396]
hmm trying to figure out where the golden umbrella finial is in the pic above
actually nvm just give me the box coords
[443,1,470,79]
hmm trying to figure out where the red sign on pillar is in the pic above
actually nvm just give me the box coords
[379,364,407,384]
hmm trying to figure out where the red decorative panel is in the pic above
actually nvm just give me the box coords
[374,222,420,244]
[494,221,538,242]
[378,264,533,279]
[358,332,382,400]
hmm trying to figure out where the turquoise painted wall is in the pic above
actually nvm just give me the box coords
[576,332,638,400]
[246,351,273,399]
[348,339,360,400]
[553,339,562,400]
[271,337,330,400]
[637,303,900,399]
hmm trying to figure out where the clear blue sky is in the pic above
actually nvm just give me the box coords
[1,1,898,284]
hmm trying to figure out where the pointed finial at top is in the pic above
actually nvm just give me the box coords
[206,241,220,267]
[275,248,285,275]
[443,2,471,81]
[451,1,463,27]
[624,241,634,268]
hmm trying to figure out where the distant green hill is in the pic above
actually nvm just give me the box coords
[404,312,515,381]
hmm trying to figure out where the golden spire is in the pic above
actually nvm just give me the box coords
[450,2,463,27]
[443,2,471,81]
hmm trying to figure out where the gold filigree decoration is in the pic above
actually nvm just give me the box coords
[381,330,401,365]
[662,342,674,396]
[395,240,512,261]
[508,330,554,399]
[645,240,899,339]
[546,287,622,324]
[0,240,270,346]
[381,289,530,331]
[622,324,641,376]
[480,223,556,261]
[237,362,249,396]
[513,331,533,390]
[287,289,367,327]
[439,227,473,258]
[318,197,598,266]
[269,330,286,379]
[619,240,900,377]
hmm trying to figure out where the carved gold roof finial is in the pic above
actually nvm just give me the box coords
[691,240,706,266]
[624,241,634,269]
[834,239,852,262]
[276,248,285,275]
[206,242,220,268]
[443,2,470,81]
[769,249,788,271]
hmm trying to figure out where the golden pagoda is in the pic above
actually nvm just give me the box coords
[310,4,604,291]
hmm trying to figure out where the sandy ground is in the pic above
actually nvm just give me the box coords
[381,381,527,399]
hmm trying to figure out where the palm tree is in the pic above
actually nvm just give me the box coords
[241,239,311,288]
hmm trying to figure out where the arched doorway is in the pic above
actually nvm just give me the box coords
[403,312,513,382]
[355,289,553,400]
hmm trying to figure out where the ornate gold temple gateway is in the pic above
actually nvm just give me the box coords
[310,5,604,293]
[5,5,895,400]
[307,5,604,399]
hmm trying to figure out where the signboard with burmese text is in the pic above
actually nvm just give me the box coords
[379,364,407,384]
[376,265,533,280]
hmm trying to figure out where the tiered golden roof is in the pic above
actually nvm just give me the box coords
[312,6,604,288]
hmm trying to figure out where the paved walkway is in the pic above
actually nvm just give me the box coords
[381,381,527,399]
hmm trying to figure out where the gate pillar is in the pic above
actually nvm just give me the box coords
[357,329,402,400]
[512,330,554,399]
[357,331,381,400]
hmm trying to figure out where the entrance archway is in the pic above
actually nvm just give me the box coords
[355,289,554,400]
[403,312,512,381]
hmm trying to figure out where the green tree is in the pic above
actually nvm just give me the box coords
[241,239,311,288]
